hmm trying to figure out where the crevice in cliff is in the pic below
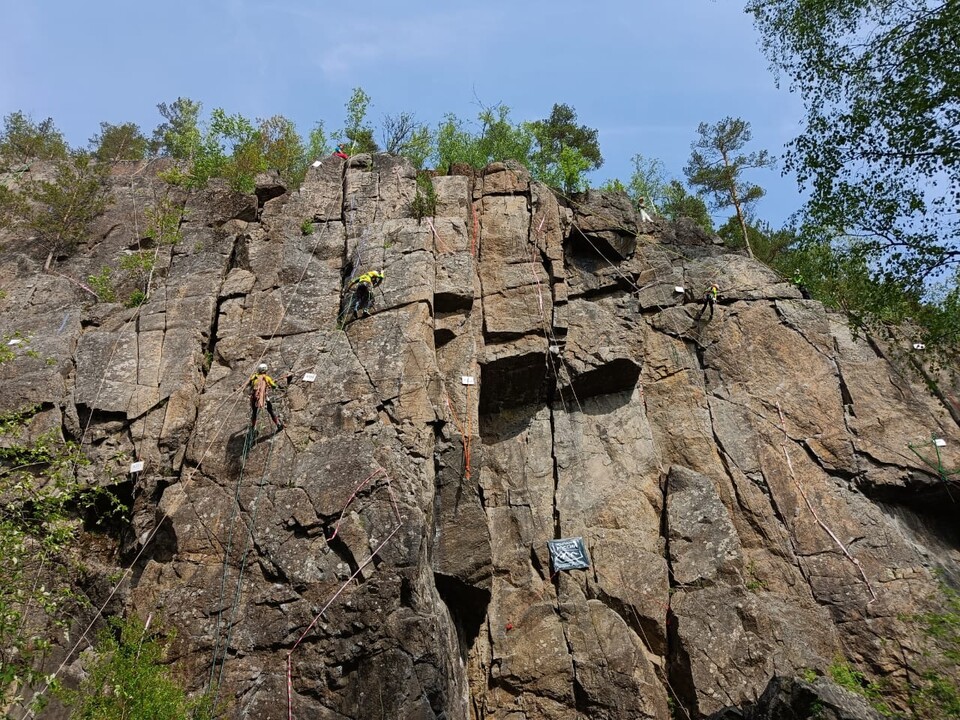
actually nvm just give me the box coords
[434,572,490,663]
[661,470,702,720]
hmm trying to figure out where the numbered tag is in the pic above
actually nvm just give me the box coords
[674,286,685,294]
[913,343,925,350]
[461,376,475,386]
[7,338,23,346]
[303,373,317,383]
[129,460,145,473]
[311,160,322,168]
[934,438,947,447]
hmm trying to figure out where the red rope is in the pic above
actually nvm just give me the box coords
[471,202,479,257]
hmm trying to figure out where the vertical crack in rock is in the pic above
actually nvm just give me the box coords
[660,469,697,718]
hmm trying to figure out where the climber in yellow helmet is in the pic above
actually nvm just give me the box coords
[693,284,719,323]
[345,270,384,321]
[249,363,284,432]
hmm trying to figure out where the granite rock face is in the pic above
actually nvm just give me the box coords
[1,156,957,719]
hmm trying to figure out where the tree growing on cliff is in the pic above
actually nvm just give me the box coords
[746,0,960,285]
[89,122,149,162]
[341,87,378,154]
[528,103,603,193]
[684,117,774,258]
[433,104,533,172]
[660,180,714,234]
[0,112,69,169]
[380,112,432,169]
[151,98,203,160]
[23,151,111,270]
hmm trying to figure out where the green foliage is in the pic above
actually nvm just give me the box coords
[684,117,774,258]
[0,111,69,168]
[151,98,203,160]
[528,103,602,193]
[145,196,184,246]
[661,180,714,234]
[625,153,669,211]
[23,151,111,269]
[342,87,378,154]
[827,657,891,715]
[0,183,27,232]
[433,104,534,172]
[125,289,147,308]
[306,121,330,161]
[381,112,432,169]
[800,667,819,683]
[718,216,797,264]
[258,115,310,187]
[87,266,117,303]
[62,616,210,720]
[746,0,960,284]
[411,172,438,220]
[776,237,960,369]
[300,219,314,236]
[89,122,148,162]
[0,406,94,713]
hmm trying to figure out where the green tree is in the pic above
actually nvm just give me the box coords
[380,112,432,169]
[0,112,69,168]
[257,115,309,186]
[661,180,714,234]
[205,109,260,193]
[746,0,960,284]
[684,117,774,258]
[433,104,533,173]
[61,616,210,719]
[24,152,111,270]
[717,216,797,264]
[89,122,148,162]
[621,153,669,212]
[151,97,203,160]
[306,121,330,161]
[528,103,602,192]
[341,87,378,154]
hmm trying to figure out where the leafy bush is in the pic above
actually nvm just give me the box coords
[61,616,211,719]
[0,402,96,714]
[87,266,117,302]
[410,172,437,220]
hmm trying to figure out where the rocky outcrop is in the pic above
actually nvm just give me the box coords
[0,156,957,719]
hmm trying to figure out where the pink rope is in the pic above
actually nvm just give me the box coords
[326,468,386,541]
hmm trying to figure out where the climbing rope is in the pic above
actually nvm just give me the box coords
[24,168,348,716]
[907,434,958,501]
[285,469,404,720]
[776,402,877,604]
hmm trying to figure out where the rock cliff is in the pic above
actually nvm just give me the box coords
[1,155,958,719]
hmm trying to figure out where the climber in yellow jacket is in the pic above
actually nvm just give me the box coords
[249,363,284,431]
[693,284,719,323]
[345,270,384,320]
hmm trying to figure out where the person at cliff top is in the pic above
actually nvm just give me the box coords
[333,144,349,160]
[346,270,384,319]
[693,284,719,323]
[249,363,284,431]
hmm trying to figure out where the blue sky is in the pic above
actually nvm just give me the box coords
[1,0,805,227]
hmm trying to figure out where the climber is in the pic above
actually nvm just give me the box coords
[333,144,349,160]
[637,197,653,223]
[693,284,719,323]
[345,270,384,320]
[249,363,284,432]
[791,268,812,299]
